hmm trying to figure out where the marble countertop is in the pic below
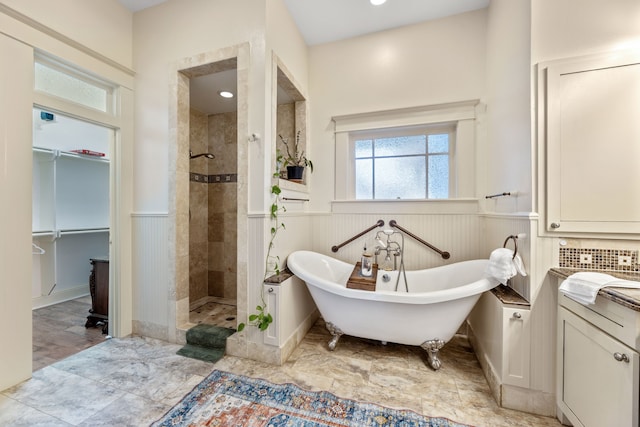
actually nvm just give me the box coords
[490,284,530,307]
[550,267,640,311]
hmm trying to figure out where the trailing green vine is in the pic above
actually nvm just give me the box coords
[238,152,286,332]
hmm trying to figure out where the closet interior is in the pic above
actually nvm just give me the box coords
[31,108,111,312]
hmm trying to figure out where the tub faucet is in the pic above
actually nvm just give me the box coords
[374,229,408,292]
[374,231,401,271]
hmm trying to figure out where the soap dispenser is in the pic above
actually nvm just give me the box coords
[361,243,372,277]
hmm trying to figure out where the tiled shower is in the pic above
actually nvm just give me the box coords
[189,109,238,303]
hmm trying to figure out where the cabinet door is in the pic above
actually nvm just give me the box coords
[503,307,530,388]
[559,308,639,427]
[541,51,640,234]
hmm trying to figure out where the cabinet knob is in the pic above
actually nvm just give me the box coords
[550,222,561,229]
[512,312,522,319]
[268,287,274,293]
[614,352,630,363]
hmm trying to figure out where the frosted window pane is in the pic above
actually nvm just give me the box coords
[428,155,449,198]
[428,134,449,153]
[355,140,373,158]
[375,157,426,199]
[375,135,426,156]
[356,159,373,199]
[35,62,109,112]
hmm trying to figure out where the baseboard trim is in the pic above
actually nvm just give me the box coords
[32,286,89,310]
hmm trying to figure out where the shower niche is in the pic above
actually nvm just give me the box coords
[274,56,310,199]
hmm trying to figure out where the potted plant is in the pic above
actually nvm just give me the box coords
[279,131,313,180]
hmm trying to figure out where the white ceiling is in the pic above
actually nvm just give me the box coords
[118,0,490,113]
[283,0,489,46]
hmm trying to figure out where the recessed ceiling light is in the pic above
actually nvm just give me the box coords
[370,0,386,5]
[218,90,234,98]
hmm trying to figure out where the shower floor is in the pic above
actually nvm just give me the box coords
[189,296,237,329]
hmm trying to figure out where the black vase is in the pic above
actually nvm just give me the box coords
[286,165,304,180]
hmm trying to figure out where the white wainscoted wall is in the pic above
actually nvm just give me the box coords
[132,213,170,340]
[468,214,558,416]
[310,203,482,269]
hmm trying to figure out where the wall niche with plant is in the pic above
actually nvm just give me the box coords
[238,57,310,335]
[275,64,310,186]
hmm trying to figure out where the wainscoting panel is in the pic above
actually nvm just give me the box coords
[132,213,169,333]
[312,213,481,270]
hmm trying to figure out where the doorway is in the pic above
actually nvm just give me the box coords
[31,108,113,370]
[188,66,239,328]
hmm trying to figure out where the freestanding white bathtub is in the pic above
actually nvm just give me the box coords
[286,250,499,370]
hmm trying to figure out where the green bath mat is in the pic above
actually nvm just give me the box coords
[177,324,236,363]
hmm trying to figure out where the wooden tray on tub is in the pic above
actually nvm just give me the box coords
[346,262,378,291]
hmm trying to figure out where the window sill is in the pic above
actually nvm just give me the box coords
[331,198,479,214]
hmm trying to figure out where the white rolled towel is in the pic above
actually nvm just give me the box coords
[486,248,527,284]
[559,272,640,305]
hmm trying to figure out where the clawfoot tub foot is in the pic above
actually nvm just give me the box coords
[420,339,445,370]
[325,322,344,351]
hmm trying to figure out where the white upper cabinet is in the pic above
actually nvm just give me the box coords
[538,50,640,236]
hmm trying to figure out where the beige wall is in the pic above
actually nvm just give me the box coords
[532,0,640,64]
[308,10,487,212]
[482,0,532,214]
[0,33,34,391]
[132,0,266,213]
[0,0,133,68]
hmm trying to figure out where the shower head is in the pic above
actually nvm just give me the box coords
[189,151,215,160]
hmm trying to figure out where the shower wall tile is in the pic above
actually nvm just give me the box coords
[207,111,237,300]
[224,271,237,300]
[208,270,224,297]
[189,109,209,304]
[208,213,225,243]
[189,241,208,302]
[189,109,209,175]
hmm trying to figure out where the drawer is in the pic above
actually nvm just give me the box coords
[559,291,640,351]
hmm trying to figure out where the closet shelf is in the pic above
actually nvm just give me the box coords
[33,146,110,163]
[59,228,109,235]
[32,227,109,237]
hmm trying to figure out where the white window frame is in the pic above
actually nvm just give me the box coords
[350,124,456,200]
[333,100,479,202]
[34,54,116,115]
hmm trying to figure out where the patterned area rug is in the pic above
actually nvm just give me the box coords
[152,370,471,426]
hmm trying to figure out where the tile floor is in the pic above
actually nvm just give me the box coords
[32,296,107,371]
[3,309,561,427]
[188,296,237,329]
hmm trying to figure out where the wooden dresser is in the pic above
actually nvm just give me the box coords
[85,257,109,334]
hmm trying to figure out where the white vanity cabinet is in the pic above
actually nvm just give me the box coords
[557,292,640,426]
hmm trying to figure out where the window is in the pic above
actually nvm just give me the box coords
[34,56,114,113]
[333,100,478,202]
[352,125,453,199]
